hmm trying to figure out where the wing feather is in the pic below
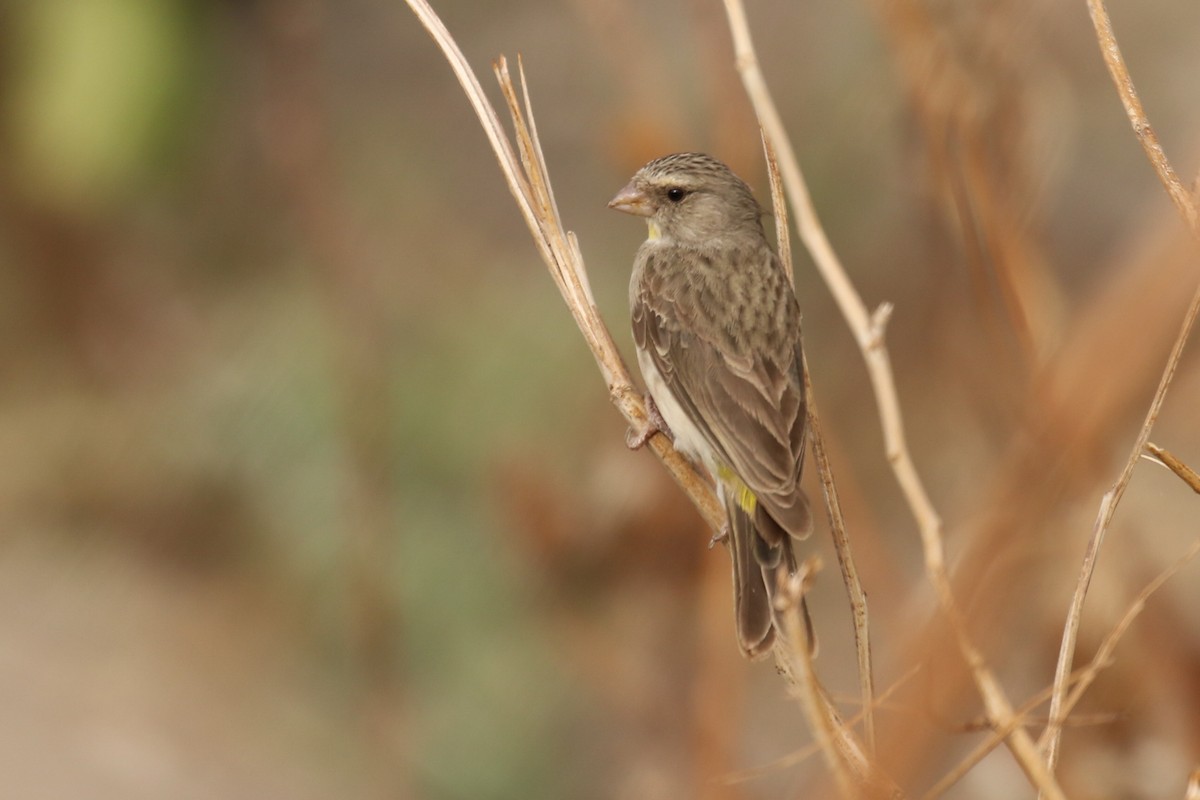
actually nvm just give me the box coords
[631,244,810,539]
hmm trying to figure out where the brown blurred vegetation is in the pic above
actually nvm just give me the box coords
[0,0,1197,797]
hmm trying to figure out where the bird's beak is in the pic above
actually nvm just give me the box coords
[607,181,652,217]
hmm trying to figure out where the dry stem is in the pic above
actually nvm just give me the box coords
[773,560,857,798]
[1145,443,1200,494]
[762,134,793,286]
[406,0,724,536]
[407,1,1197,794]
[763,133,877,756]
[921,689,1051,800]
[806,367,877,754]
[930,537,1199,798]
[409,2,889,790]
[1042,1,1200,779]
[724,666,918,784]
[1086,1,1199,233]
[772,560,898,798]
[1048,538,1200,746]
[719,0,1063,795]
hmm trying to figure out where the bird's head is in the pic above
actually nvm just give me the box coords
[608,152,764,245]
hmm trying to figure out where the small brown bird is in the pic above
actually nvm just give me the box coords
[609,152,811,659]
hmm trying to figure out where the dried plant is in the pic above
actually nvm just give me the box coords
[406,0,1200,795]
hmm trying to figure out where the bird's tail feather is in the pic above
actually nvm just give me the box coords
[729,504,777,660]
[728,504,815,660]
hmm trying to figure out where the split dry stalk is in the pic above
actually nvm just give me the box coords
[719,0,1064,795]
[406,0,723,534]
[1042,0,1200,780]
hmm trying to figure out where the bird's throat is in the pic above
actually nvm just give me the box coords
[646,220,661,240]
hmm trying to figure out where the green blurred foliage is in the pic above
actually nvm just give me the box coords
[7,0,204,210]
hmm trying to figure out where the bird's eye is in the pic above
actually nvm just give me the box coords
[666,187,687,203]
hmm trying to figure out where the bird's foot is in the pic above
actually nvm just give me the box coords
[709,524,729,549]
[625,394,673,449]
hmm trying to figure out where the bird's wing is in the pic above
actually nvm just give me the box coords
[632,247,810,539]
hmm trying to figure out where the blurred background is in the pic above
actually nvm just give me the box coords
[1,0,1198,797]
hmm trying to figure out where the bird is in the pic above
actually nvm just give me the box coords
[608,152,812,659]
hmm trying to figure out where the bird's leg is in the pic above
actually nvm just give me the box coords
[625,394,673,450]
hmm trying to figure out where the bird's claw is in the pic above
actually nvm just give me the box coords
[625,394,673,450]
[625,425,657,450]
[709,524,729,549]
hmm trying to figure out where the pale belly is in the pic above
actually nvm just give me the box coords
[636,345,718,476]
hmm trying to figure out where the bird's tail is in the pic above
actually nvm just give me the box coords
[727,503,814,660]
[728,502,775,659]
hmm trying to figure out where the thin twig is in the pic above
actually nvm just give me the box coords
[724,666,919,784]
[1042,2,1200,780]
[770,563,901,797]
[929,536,1198,797]
[719,0,939,548]
[1048,538,1200,744]
[773,560,860,799]
[1145,443,1200,494]
[772,572,897,796]
[921,686,1054,800]
[718,1,1064,795]
[762,132,877,756]
[1042,502,1108,776]
[406,0,724,535]
[1043,231,1200,784]
[806,367,877,755]
[935,527,1196,799]
[1086,1,1199,234]
[762,133,793,286]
